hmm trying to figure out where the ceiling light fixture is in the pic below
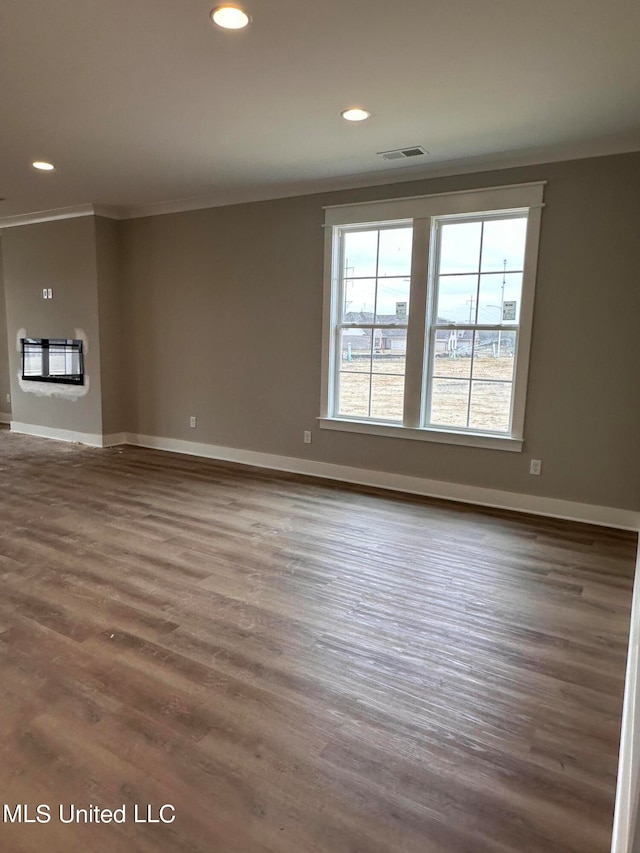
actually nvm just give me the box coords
[341,108,371,122]
[32,161,55,171]
[210,5,251,30]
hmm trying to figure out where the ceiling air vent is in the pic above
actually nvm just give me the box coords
[378,146,428,161]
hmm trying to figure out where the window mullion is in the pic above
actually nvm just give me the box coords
[42,340,50,378]
[403,218,431,428]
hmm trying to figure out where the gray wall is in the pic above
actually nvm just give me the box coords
[0,241,12,417]
[122,197,322,450]
[121,152,640,512]
[0,152,637,512]
[1,216,104,435]
[96,216,126,436]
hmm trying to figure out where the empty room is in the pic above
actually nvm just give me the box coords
[0,2,639,852]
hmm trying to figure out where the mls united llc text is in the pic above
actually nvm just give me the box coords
[3,804,176,824]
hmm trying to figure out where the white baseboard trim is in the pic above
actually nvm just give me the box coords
[11,421,108,448]
[612,549,640,853]
[102,432,127,448]
[125,432,640,531]
[0,412,11,424]
[8,424,638,530]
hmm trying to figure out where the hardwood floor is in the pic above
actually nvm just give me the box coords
[0,429,636,853]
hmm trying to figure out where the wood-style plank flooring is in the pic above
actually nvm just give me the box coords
[0,429,636,853]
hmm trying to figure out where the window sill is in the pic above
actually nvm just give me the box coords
[318,417,523,452]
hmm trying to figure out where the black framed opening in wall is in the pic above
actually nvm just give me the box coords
[21,338,84,385]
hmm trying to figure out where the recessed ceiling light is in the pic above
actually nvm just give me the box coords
[341,108,371,122]
[32,161,55,171]
[210,5,251,29]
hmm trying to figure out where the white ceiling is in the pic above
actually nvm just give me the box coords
[1,0,640,220]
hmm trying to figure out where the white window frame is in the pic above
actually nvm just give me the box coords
[319,182,545,452]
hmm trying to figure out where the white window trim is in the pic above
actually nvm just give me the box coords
[319,182,545,451]
[318,417,523,451]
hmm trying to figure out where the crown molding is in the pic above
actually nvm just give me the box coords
[93,204,125,220]
[0,203,123,230]
[0,138,638,228]
[99,138,640,221]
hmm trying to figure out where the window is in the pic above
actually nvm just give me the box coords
[21,338,84,385]
[320,183,544,451]
[337,225,411,422]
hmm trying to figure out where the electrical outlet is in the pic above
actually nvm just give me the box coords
[5,394,10,403]
[189,416,197,428]
[42,288,48,299]
[47,288,53,299]
[529,458,542,476]
[303,430,312,444]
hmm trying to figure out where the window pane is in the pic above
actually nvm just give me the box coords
[370,374,404,421]
[372,349,406,376]
[372,330,407,374]
[340,329,372,372]
[49,348,66,375]
[477,273,522,325]
[472,331,516,380]
[375,278,410,323]
[432,333,472,378]
[480,217,527,272]
[338,373,370,417]
[436,274,478,324]
[430,379,470,428]
[23,348,42,376]
[343,278,376,319]
[343,230,378,278]
[469,381,512,432]
[439,221,482,274]
[378,227,412,277]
